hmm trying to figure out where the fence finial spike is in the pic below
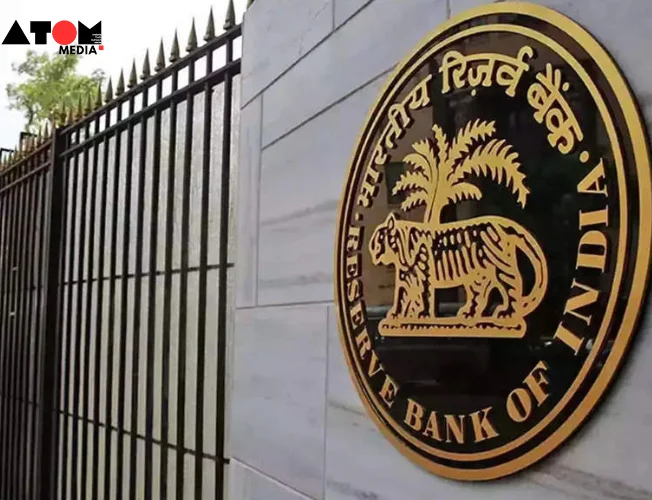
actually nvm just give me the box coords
[155,39,166,72]
[85,91,93,114]
[170,30,180,62]
[141,50,151,80]
[116,70,125,96]
[186,18,198,52]
[95,82,103,109]
[105,77,114,102]
[205,7,216,41]
[128,59,138,88]
[76,93,84,119]
[224,0,236,30]
[67,103,75,124]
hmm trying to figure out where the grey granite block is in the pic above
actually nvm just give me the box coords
[333,0,372,28]
[242,0,334,105]
[229,304,328,499]
[227,459,313,500]
[235,96,263,309]
[261,0,447,147]
[256,72,387,306]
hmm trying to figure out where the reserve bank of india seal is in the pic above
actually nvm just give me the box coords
[334,2,652,481]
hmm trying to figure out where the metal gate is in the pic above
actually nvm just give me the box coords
[0,9,241,500]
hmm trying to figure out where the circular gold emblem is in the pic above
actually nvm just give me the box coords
[334,2,652,480]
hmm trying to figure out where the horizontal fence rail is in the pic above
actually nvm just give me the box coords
[0,12,241,500]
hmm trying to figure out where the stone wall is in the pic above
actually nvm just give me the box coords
[226,1,652,499]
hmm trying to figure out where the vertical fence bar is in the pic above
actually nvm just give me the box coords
[92,107,112,500]
[195,49,214,499]
[6,166,22,498]
[8,164,23,498]
[38,128,65,500]
[161,68,179,500]
[6,171,19,497]
[38,152,53,498]
[22,162,37,499]
[0,170,12,497]
[145,77,164,500]
[51,138,70,500]
[27,164,45,499]
[0,174,7,495]
[71,119,91,500]
[129,83,149,500]
[16,166,35,499]
[215,35,234,500]
[176,58,196,500]
[27,165,44,500]
[0,171,13,498]
[117,94,137,500]
[80,115,100,500]
[6,174,20,498]
[60,127,80,500]
[104,102,123,500]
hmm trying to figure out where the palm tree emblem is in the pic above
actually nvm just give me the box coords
[394,119,529,224]
[369,119,548,338]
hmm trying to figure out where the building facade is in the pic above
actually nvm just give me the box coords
[227,1,652,499]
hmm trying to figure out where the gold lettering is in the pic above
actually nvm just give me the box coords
[345,254,360,279]
[579,207,609,230]
[372,143,388,166]
[506,388,532,422]
[467,57,497,88]
[564,280,599,325]
[444,415,465,444]
[379,374,399,408]
[440,50,467,93]
[346,226,363,253]
[576,230,608,272]
[423,411,442,441]
[367,350,384,378]
[527,63,583,154]
[577,159,608,196]
[470,407,499,443]
[356,165,382,208]
[384,103,411,149]
[405,74,432,110]
[507,362,550,422]
[350,301,366,329]
[354,328,372,359]
[404,398,425,431]
[495,45,534,97]
[554,323,584,355]
[346,278,362,303]
[440,46,533,97]
[523,361,550,406]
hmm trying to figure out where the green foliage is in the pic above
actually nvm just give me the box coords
[5,50,105,132]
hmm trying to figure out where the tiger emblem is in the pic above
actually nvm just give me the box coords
[369,212,548,336]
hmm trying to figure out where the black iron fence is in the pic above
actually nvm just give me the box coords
[0,7,241,499]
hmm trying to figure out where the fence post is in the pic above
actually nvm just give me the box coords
[36,126,65,500]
